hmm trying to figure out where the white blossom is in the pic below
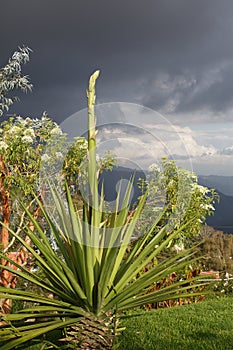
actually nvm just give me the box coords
[23,128,35,138]
[0,141,8,150]
[50,127,63,136]
[193,183,210,195]
[22,120,29,126]
[16,116,28,126]
[148,163,161,172]
[200,203,215,211]
[22,135,34,144]
[9,125,21,134]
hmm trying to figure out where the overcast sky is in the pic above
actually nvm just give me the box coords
[1,0,233,175]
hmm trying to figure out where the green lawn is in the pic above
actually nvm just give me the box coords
[11,296,233,349]
[118,296,233,350]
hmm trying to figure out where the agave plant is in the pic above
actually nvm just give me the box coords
[0,71,209,349]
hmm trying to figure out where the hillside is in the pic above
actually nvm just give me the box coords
[199,176,233,233]
[199,175,233,196]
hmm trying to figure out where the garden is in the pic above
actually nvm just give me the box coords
[0,47,232,349]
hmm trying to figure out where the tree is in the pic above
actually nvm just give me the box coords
[200,225,233,274]
[0,114,67,312]
[0,46,32,312]
[137,159,218,250]
[0,113,115,313]
[0,46,32,117]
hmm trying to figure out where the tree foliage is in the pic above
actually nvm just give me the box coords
[0,47,32,117]
[137,159,218,249]
[200,225,233,274]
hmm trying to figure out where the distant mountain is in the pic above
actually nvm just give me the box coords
[98,166,146,210]
[199,175,233,196]
[99,167,233,234]
[198,175,233,234]
[203,191,233,233]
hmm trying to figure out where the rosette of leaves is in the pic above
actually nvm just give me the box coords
[0,71,210,350]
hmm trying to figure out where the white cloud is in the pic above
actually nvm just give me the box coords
[221,145,233,155]
[96,121,233,175]
[95,122,220,171]
[172,125,217,157]
[63,102,233,175]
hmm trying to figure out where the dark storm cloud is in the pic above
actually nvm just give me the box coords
[1,0,233,122]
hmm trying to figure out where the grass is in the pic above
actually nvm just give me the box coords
[118,296,233,350]
[10,296,233,349]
